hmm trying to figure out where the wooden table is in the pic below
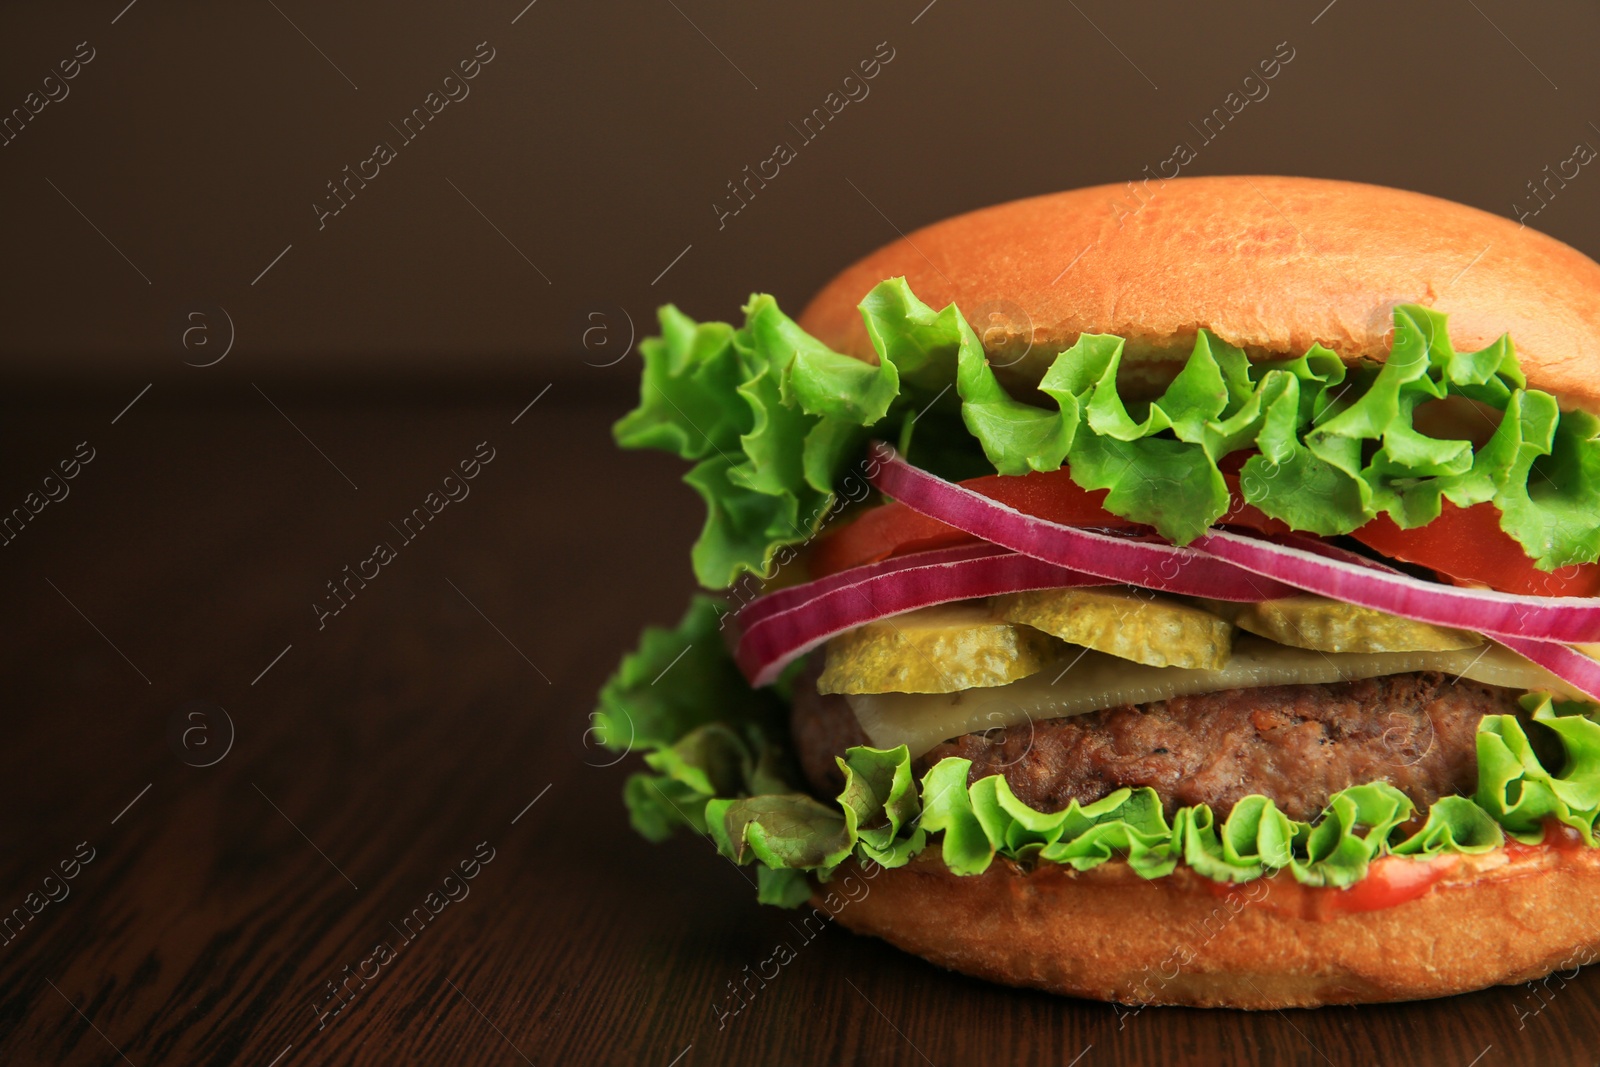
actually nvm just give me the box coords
[4,387,1598,1066]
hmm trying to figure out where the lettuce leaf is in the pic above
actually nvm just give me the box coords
[616,280,1600,585]
[610,277,1600,899]
[597,597,1600,906]
[594,596,790,840]
[1476,693,1600,844]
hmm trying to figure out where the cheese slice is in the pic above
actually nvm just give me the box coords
[846,636,1577,758]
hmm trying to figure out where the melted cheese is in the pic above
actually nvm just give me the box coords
[846,636,1576,758]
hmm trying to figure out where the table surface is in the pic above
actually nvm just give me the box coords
[5,388,1600,1067]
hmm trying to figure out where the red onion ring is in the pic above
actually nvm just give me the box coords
[744,442,1600,699]
[1491,635,1600,702]
[734,547,1105,687]
[1190,527,1600,644]
[735,542,1013,632]
[866,442,1296,602]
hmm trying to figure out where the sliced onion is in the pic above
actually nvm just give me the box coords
[1190,527,1600,643]
[763,443,1600,699]
[735,542,1012,632]
[1167,511,1600,698]
[866,442,1297,602]
[1274,532,1405,573]
[1274,534,1600,697]
[1491,635,1600,702]
[733,548,1106,687]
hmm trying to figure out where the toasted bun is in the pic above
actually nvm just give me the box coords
[822,847,1600,1009]
[798,176,1600,409]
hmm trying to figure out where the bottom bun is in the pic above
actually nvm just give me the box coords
[821,845,1600,1008]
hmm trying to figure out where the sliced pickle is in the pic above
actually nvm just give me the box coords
[848,638,1578,758]
[817,603,1060,696]
[1222,595,1479,654]
[995,587,1233,670]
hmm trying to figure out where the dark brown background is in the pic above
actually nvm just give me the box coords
[6,1,1600,1065]
[2,0,1599,377]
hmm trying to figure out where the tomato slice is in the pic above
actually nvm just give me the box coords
[809,469,1289,579]
[1351,501,1600,598]
[810,466,1600,597]
[810,470,1111,577]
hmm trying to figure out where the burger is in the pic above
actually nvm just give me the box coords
[594,176,1600,1009]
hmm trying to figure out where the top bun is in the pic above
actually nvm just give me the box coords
[798,176,1600,408]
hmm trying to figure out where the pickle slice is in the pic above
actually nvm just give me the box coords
[817,603,1060,695]
[849,638,1579,758]
[1222,595,1479,654]
[995,587,1233,670]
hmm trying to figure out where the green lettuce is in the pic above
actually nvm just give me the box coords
[597,599,1600,904]
[593,596,791,842]
[1476,693,1600,843]
[616,280,1600,586]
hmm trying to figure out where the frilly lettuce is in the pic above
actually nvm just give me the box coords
[615,279,1600,586]
[597,598,1600,904]
[610,278,1600,897]
[1476,693,1600,844]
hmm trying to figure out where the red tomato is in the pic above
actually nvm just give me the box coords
[809,470,1116,577]
[1351,501,1600,598]
[809,466,1599,597]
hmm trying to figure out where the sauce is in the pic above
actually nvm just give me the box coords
[1502,818,1587,858]
[1204,821,1592,920]
[1204,854,1458,921]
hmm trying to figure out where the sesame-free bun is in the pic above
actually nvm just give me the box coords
[797,176,1600,408]
[823,846,1600,1009]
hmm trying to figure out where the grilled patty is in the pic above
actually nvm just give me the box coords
[790,664,1529,821]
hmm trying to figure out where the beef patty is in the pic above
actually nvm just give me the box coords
[790,664,1528,821]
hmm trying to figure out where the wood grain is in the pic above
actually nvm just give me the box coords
[3,387,1599,1066]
